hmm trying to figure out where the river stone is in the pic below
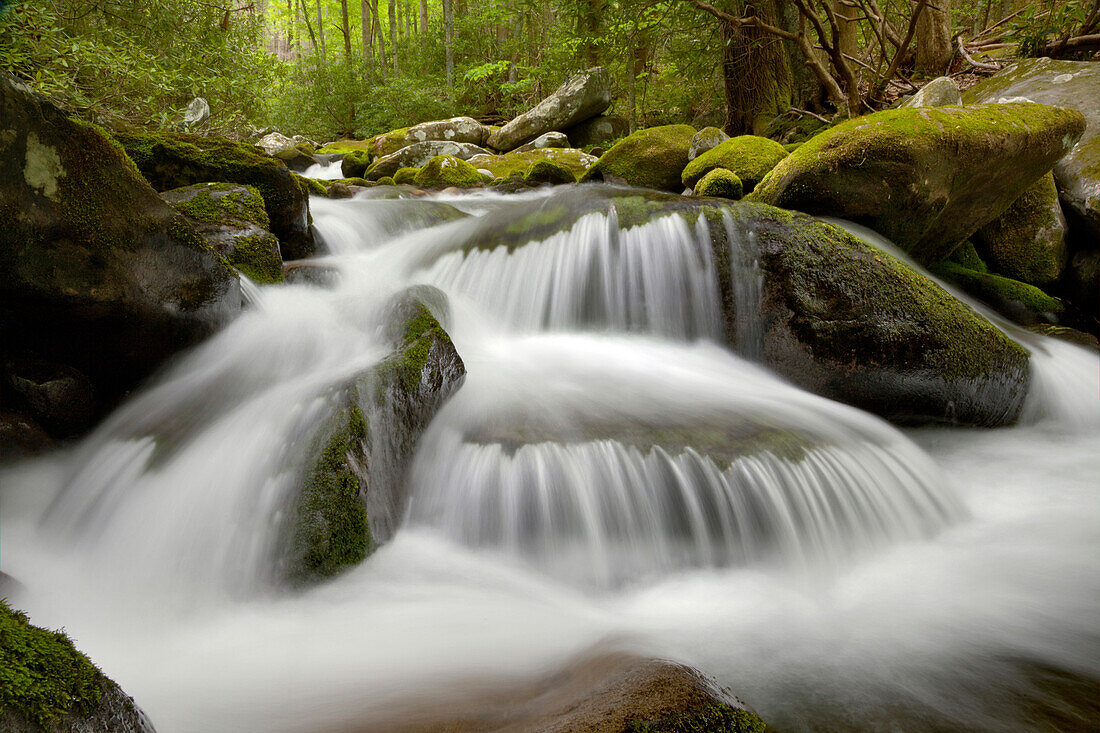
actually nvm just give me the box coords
[902,76,962,108]
[257,130,296,154]
[0,602,155,733]
[488,67,612,151]
[365,141,491,180]
[282,287,465,585]
[181,96,210,128]
[963,58,1100,240]
[467,148,598,179]
[973,172,1067,286]
[0,76,240,421]
[581,124,697,191]
[564,114,629,148]
[750,103,1086,266]
[273,145,318,173]
[3,359,97,438]
[689,126,730,160]
[682,134,788,193]
[514,131,570,153]
[115,130,316,260]
[367,116,491,160]
[162,182,285,283]
[930,261,1065,327]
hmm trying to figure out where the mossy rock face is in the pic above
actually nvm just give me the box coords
[393,167,420,185]
[582,124,697,191]
[414,155,489,189]
[963,58,1100,239]
[710,201,1031,426]
[694,168,743,200]
[948,240,989,272]
[340,150,371,178]
[366,141,492,180]
[466,148,597,179]
[750,103,1086,265]
[273,145,317,173]
[115,129,315,259]
[294,172,328,197]
[682,134,788,192]
[523,158,577,185]
[0,76,240,422]
[283,288,465,585]
[973,172,1067,286]
[316,138,373,154]
[930,261,1065,327]
[0,601,153,732]
[162,183,284,283]
[367,117,490,160]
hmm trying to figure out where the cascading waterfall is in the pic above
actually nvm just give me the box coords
[1,186,1096,733]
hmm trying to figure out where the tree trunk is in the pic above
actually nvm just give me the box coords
[388,0,398,74]
[719,1,793,135]
[362,0,373,66]
[420,0,428,36]
[833,0,858,67]
[444,0,454,87]
[315,0,327,55]
[372,0,388,77]
[300,0,319,50]
[340,0,353,58]
[576,0,605,66]
[914,0,952,76]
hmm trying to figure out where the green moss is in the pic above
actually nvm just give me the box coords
[0,601,105,727]
[523,158,576,185]
[948,240,989,273]
[626,703,767,733]
[340,150,372,178]
[682,135,788,192]
[931,261,1065,323]
[316,139,373,154]
[973,172,1065,286]
[397,303,452,392]
[414,155,488,189]
[471,148,596,179]
[376,176,396,186]
[294,173,328,197]
[225,233,284,284]
[393,167,420,185]
[695,169,743,200]
[168,182,270,228]
[582,125,697,191]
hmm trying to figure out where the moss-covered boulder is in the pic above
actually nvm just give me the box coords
[283,288,465,584]
[963,58,1100,239]
[931,261,1065,326]
[582,124,697,191]
[694,168,743,200]
[0,76,239,426]
[366,116,490,160]
[414,155,489,189]
[115,129,316,259]
[523,158,577,185]
[365,140,491,180]
[972,172,1067,286]
[0,601,153,732]
[340,149,371,178]
[564,114,629,149]
[272,145,317,173]
[488,67,612,151]
[466,148,597,179]
[393,166,420,185]
[682,135,787,192]
[750,103,1086,265]
[162,183,284,283]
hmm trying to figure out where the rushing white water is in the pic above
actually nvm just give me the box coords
[2,187,1097,732]
[302,158,344,180]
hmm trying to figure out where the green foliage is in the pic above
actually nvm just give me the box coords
[1007,1,1097,58]
[0,601,105,727]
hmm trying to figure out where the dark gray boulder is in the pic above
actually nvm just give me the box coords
[365,141,492,180]
[488,68,612,152]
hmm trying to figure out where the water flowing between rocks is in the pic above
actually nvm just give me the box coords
[2,185,1097,732]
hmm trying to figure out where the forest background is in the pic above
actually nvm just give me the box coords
[1,0,1097,143]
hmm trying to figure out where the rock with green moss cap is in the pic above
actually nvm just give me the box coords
[973,171,1067,286]
[682,135,787,192]
[367,116,490,160]
[963,58,1100,239]
[523,158,577,185]
[694,168,743,200]
[294,172,328,197]
[0,601,154,733]
[467,148,597,180]
[930,261,1065,326]
[376,176,396,186]
[414,155,489,188]
[750,103,1086,265]
[162,183,285,283]
[948,240,989,272]
[340,150,371,178]
[582,124,697,191]
[282,287,465,585]
[115,129,316,259]
[0,76,239,427]
[273,145,317,173]
[366,141,492,180]
[393,167,420,185]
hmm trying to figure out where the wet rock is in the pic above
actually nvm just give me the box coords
[2,359,96,438]
[161,182,284,282]
[0,601,155,733]
[931,261,1065,327]
[682,134,787,193]
[582,125,697,191]
[0,412,54,462]
[367,117,491,160]
[467,148,597,180]
[365,141,492,180]
[514,131,570,153]
[282,288,465,585]
[750,103,1086,266]
[0,76,240,421]
[273,145,319,173]
[523,158,577,185]
[688,126,730,160]
[901,76,962,108]
[973,172,1067,286]
[489,67,612,152]
[115,130,316,259]
[256,131,296,155]
[414,155,491,189]
[564,114,629,149]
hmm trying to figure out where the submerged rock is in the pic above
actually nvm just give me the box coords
[682,134,787,192]
[283,288,465,584]
[365,141,492,180]
[0,76,239,428]
[115,130,316,259]
[973,172,1067,286]
[901,76,961,108]
[582,124,696,191]
[0,601,155,733]
[161,182,284,284]
[750,103,1086,265]
[367,116,491,160]
[488,67,612,151]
